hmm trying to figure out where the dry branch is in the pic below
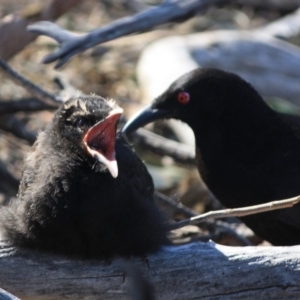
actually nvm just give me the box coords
[0,98,57,114]
[27,0,229,68]
[0,115,36,144]
[0,57,62,106]
[169,196,300,230]
[27,0,300,69]
[1,241,300,299]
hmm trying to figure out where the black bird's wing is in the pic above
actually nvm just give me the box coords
[278,112,300,140]
[196,110,300,245]
[270,112,300,231]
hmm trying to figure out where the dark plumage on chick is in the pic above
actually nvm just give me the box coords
[123,68,300,246]
[0,95,167,258]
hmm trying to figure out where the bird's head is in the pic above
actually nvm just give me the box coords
[122,68,263,133]
[51,95,123,178]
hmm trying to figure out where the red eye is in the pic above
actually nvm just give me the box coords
[177,92,190,105]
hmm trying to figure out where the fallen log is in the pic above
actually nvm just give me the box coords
[1,241,299,299]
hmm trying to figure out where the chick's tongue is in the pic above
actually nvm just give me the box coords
[84,113,120,161]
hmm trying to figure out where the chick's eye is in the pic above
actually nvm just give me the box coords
[76,119,88,128]
[177,92,190,105]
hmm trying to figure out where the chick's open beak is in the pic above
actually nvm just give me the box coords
[83,107,123,178]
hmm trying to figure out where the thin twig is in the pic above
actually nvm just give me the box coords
[0,98,57,114]
[168,196,300,230]
[154,190,198,218]
[27,0,229,68]
[0,57,62,106]
[0,115,36,144]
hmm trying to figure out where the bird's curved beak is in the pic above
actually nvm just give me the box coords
[83,108,123,178]
[122,105,168,134]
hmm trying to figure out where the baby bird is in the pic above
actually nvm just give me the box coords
[0,95,167,258]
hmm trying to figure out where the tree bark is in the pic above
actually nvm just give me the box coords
[1,241,300,299]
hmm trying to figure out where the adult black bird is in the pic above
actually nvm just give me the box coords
[123,68,300,246]
[0,95,167,258]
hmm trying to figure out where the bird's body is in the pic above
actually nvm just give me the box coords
[123,68,300,246]
[0,96,167,258]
